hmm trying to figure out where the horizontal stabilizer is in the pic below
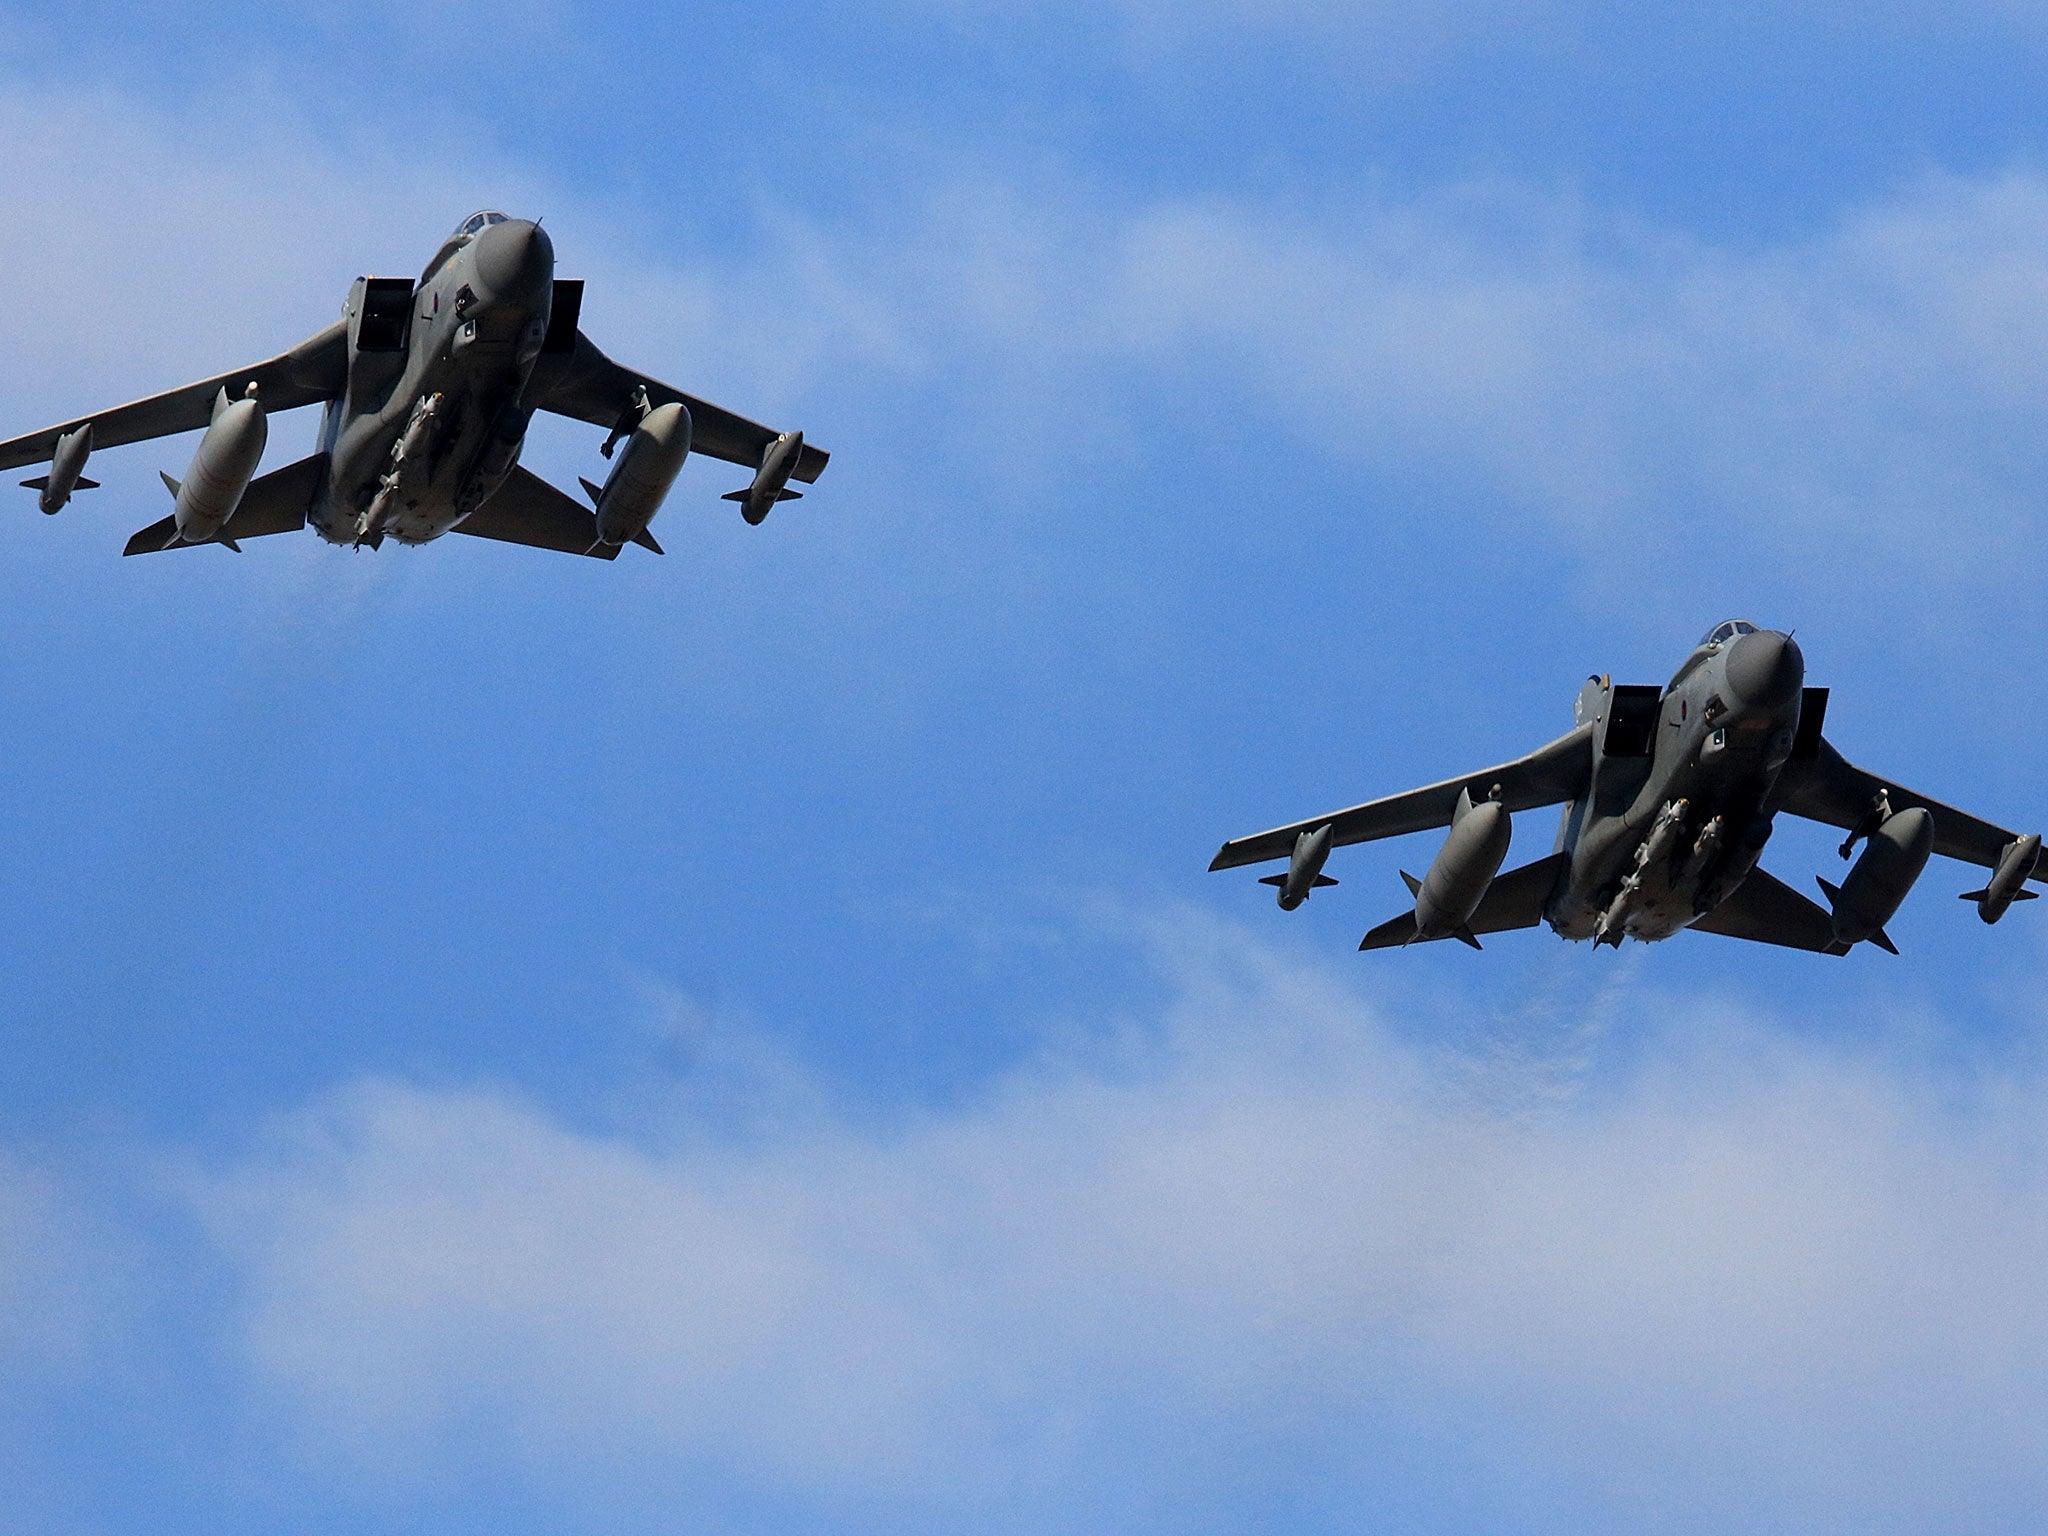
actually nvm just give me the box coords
[632,527,664,554]
[1360,852,1567,953]
[19,475,93,491]
[720,488,801,503]
[1691,867,1849,954]
[1869,926,1899,956]
[454,466,620,559]
[1258,874,1337,888]
[121,453,321,555]
[1960,887,2037,902]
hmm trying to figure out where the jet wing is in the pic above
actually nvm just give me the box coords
[1209,722,1595,872]
[1772,738,2043,883]
[525,331,829,482]
[1688,866,1850,954]
[0,323,347,474]
[450,466,620,559]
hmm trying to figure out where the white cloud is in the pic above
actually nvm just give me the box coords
[193,915,2048,1533]
[10,76,2048,620]
[745,165,2048,611]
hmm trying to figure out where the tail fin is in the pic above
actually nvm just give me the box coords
[579,477,603,505]
[159,471,181,498]
[632,527,664,555]
[1400,870,1421,897]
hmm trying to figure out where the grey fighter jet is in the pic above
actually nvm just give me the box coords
[1210,622,2044,954]
[0,212,827,558]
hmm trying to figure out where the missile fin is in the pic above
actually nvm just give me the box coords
[218,537,242,553]
[632,527,664,555]
[20,476,47,490]
[1400,870,1421,897]
[159,471,181,497]
[579,477,603,505]
[1258,874,1286,887]
[1870,927,1900,956]
[1452,926,1484,951]
[74,477,98,491]
[1311,874,1338,888]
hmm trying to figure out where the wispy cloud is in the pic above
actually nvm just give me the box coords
[189,913,2048,1533]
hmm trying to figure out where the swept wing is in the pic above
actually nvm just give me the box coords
[0,324,347,474]
[1209,723,1595,872]
[526,331,829,483]
[1772,738,2044,881]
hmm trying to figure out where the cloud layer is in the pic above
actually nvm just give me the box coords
[192,918,2048,1534]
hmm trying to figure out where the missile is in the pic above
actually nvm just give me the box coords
[579,401,691,553]
[1405,788,1511,947]
[1818,806,1933,953]
[1259,822,1336,910]
[722,430,803,526]
[20,424,97,514]
[1960,833,2041,925]
[1594,799,1688,948]
[161,386,266,549]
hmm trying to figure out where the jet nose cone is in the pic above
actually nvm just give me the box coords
[1724,629,1804,710]
[472,218,554,304]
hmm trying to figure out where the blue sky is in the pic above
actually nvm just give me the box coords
[2,3,2047,1532]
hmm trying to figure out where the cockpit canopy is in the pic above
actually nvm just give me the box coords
[1698,618,1760,649]
[420,212,514,286]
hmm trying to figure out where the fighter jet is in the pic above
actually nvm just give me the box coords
[1210,622,2043,954]
[0,212,827,558]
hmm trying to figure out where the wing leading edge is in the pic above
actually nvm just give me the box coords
[0,323,347,475]
[1209,722,1595,873]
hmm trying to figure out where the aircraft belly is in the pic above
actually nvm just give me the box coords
[321,352,528,545]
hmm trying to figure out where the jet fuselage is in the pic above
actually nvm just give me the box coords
[1547,623,1806,944]
[314,213,556,546]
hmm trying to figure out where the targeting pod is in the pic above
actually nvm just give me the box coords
[1260,822,1336,910]
[1960,833,2041,925]
[21,424,97,514]
[723,430,803,525]
[1405,787,1511,947]
[1818,806,1933,954]
[580,401,691,553]
[162,385,266,548]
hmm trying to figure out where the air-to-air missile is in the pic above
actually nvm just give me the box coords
[1961,833,2042,924]
[1406,787,1512,948]
[1818,805,1933,954]
[20,424,97,513]
[1260,821,1336,909]
[723,429,804,526]
[580,400,691,554]
[159,385,266,550]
